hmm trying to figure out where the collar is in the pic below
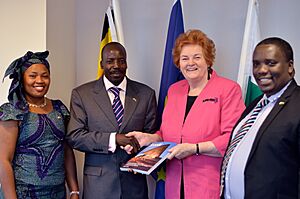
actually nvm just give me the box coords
[103,75,127,92]
[264,80,292,103]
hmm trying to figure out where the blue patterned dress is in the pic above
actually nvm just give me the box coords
[0,100,69,199]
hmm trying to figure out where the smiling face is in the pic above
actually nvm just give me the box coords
[253,44,294,97]
[179,44,209,83]
[23,63,50,101]
[101,43,127,86]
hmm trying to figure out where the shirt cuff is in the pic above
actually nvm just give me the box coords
[108,132,117,152]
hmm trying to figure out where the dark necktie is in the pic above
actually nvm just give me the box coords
[109,87,124,128]
[220,98,269,195]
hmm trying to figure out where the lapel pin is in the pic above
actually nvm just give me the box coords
[202,97,218,103]
[132,98,137,102]
[278,101,285,105]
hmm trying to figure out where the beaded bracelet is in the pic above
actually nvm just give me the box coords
[70,191,80,196]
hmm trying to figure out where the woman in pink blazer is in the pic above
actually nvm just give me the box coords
[127,29,245,199]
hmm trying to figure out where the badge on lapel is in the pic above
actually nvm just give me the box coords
[202,97,218,103]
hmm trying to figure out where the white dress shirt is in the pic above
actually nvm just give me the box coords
[103,76,127,152]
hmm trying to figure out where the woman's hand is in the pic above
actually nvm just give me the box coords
[126,131,162,147]
[125,131,151,147]
[121,131,150,154]
[167,143,196,160]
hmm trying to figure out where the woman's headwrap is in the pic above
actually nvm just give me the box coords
[3,51,50,111]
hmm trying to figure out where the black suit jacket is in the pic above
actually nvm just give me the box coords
[67,77,158,199]
[221,79,300,199]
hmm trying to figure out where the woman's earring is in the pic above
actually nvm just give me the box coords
[207,66,212,80]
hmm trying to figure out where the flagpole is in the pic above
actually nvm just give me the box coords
[180,0,185,20]
[112,0,125,45]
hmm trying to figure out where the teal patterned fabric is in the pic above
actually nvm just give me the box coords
[0,100,69,199]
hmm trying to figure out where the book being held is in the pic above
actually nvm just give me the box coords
[120,141,177,175]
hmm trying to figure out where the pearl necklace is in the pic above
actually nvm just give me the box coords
[27,98,47,108]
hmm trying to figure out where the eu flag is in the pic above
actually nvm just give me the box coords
[157,0,185,125]
[155,0,184,198]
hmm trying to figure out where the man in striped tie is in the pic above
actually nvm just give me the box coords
[220,37,300,199]
[67,42,158,199]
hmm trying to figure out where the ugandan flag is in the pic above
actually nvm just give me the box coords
[97,6,117,79]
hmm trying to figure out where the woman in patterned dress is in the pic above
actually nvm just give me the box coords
[0,51,79,199]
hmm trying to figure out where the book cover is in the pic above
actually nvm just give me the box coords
[120,141,176,175]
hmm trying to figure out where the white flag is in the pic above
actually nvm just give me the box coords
[237,0,262,105]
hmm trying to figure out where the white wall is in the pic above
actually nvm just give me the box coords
[0,0,46,104]
[46,0,75,106]
[259,0,299,79]
[46,0,80,195]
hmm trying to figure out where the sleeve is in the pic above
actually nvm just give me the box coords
[55,100,70,123]
[108,132,117,152]
[211,83,245,156]
[66,89,111,154]
[0,103,24,121]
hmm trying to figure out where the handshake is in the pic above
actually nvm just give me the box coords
[116,131,160,154]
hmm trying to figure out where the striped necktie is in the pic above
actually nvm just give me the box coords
[220,98,269,195]
[109,87,124,128]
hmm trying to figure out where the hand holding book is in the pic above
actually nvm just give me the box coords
[120,141,177,175]
[167,143,198,160]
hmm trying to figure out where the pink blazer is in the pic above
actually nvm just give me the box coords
[157,71,245,199]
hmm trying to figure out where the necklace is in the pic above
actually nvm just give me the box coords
[27,98,47,108]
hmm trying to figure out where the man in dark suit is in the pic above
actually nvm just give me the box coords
[220,37,300,199]
[67,42,157,199]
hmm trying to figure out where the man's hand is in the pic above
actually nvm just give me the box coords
[116,134,140,153]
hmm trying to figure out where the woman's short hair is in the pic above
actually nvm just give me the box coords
[173,29,216,68]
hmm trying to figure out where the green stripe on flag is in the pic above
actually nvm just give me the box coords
[245,77,262,106]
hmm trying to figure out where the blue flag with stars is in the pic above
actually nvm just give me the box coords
[155,0,184,198]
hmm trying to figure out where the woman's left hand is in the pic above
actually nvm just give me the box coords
[167,143,196,160]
